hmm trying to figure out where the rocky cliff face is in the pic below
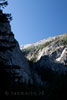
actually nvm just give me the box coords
[0,10,33,92]
[21,34,67,98]
[21,33,67,66]
[0,9,67,98]
[21,33,67,75]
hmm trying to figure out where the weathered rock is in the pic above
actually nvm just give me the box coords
[0,10,32,87]
[21,33,67,64]
[0,9,67,98]
[56,47,67,66]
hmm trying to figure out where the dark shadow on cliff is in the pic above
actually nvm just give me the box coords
[28,55,67,99]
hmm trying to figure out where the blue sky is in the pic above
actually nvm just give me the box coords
[4,0,67,45]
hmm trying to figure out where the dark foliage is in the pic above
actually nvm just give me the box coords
[0,0,8,9]
[0,13,12,22]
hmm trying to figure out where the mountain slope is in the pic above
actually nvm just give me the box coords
[21,33,67,66]
[20,33,67,98]
[0,9,67,98]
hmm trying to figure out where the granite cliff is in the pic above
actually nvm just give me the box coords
[0,8,67,98]
[0,10,34,94]
[21,33,67,66]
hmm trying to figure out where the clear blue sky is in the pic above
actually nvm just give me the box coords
[4,0,67,45]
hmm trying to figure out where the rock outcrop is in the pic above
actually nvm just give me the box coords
[56,47,67,66]
[21,33,67,75]
[21,33,67,65]
[0,10,33,91]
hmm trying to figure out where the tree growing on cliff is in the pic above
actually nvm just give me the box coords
[0,0,12,21]
[0,0,8,9]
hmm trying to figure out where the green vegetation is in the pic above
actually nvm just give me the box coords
[22,40,54,53]
[61,36,67,46]
[22,40,55,62]
[36,41,52,50]
[52,48,57,53]
[22,33,67,63]
[30,57,37,62]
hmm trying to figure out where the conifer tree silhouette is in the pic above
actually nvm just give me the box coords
[0,0,8,9]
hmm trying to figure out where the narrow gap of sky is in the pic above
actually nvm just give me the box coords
[4,0,67,45]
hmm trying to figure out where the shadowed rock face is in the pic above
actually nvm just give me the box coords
[0,10,33,90]
[0,10,47,92]
[36,55,67,74]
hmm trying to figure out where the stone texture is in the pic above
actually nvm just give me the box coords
[0,10,32,86]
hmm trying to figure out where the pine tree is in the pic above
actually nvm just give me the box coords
[0,0,12,22]
[0,0,8,9]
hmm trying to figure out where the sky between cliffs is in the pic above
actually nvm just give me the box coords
[4,0,67,45]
